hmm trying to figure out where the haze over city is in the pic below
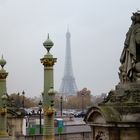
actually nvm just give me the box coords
[0,0,140,97]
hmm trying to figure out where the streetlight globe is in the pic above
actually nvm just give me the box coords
[48,88,57,97]
[48,88,57,107]
[38,100,42,108]
[43,34,54,53]
[22,90,25,95]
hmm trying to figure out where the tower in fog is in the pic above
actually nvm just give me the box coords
[59,29,78,96]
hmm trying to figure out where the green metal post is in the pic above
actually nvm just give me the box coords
[40,34,57,140]
[0,56,8,136]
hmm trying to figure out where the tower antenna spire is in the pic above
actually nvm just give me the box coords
[48,33,50,39]
[67,25,69,32]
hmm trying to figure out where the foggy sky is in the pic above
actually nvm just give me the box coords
[0,0,140,97]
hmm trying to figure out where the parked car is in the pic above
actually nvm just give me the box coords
[74,111,86,118]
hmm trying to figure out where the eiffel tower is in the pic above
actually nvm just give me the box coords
[59,29,78,96]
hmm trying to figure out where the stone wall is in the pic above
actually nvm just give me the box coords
[120,128,140,140]
[14,132,92,140]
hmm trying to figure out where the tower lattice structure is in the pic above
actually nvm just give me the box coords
[59,30,78,96]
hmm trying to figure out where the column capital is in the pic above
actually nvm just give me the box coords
[40,57,57,67]
[0,72,8,79]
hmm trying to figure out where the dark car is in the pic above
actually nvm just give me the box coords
[74,111,86,118]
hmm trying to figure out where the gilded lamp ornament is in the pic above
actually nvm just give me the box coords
[0,107,7,116]
[44,88,56,116]
[0,94,8,115]
[44,107,54,116]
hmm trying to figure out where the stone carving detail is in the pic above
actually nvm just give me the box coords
[104,90,115,103]
[116,106,140,114]
[104,89,140,103]
[95,131,108,140]
[106,90,131,103]
[132,92,140,102]
[119,12,140,83]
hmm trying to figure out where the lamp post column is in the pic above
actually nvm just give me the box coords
[81,93,84,112]
[60,96,63,117]
[22,90,25,109]
[38,100,42,135]
[0,56,8,136]
[40,34,57,140]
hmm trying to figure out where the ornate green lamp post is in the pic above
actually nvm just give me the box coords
[40,34,57,140]
[0,55,8,137]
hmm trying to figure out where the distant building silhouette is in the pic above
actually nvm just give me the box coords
[59,29,78,96]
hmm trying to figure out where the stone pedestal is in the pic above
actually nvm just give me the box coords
[84,82,140,140]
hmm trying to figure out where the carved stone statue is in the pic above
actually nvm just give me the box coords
[84,12,140,140]
[119,11,140,83]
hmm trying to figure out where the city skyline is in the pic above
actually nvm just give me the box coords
[0,0,140,97]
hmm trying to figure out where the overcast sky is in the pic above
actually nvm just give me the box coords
[0,0,140,97]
